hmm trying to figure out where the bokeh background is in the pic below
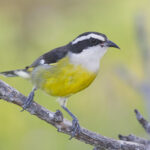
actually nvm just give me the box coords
[0,0,150,150]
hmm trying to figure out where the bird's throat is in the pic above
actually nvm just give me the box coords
[69,45,107,72]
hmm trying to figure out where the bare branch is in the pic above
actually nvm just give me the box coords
[119,109,150,150]
[119,134,150,146]
[0,80,146,150]
[135,109,150,135]
[119,134,150,150]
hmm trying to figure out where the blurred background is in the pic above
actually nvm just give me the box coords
[0,0,150,149]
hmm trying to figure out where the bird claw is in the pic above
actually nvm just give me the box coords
[69,118,81,140]
[21,98,32,112]
[21,91,35,112]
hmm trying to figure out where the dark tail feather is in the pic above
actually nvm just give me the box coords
[0,69,30,78]
[0,70,18,77]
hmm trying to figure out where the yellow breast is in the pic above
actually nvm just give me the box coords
[32,58,97,97]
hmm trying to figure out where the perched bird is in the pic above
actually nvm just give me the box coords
[0,32,120,138]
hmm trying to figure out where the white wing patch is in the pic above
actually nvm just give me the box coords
[40,59,45,64]
[72,33,105,44]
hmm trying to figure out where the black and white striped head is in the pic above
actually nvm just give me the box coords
[69,32,119,53]
[68,32,120,72]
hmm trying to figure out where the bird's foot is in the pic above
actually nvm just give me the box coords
[61,105,81,139]
[21,90,35,111]
[70,118,81,140]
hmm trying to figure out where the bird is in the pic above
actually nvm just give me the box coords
[0,32,120,139]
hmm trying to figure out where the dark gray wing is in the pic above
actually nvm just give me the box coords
[27,45,69,68]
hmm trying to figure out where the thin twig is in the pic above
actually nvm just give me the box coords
[135,109,150,135]
[118,109,150,150]
[0,80,146,150]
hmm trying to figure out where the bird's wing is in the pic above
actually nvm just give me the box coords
[26,45,69,69]
[0,45,69,78]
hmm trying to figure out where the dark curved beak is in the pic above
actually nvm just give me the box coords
[106,40,120,49]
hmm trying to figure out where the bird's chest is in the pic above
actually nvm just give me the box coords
[40,62,97,97]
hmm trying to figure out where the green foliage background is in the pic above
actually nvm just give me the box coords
[0,0,149,149]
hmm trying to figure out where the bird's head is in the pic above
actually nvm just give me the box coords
[69,32,120,53]
[68,32,120,72]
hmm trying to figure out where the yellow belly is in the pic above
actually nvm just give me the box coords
[31,58,97,97]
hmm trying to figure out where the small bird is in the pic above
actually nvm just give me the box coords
[0,32,120,138]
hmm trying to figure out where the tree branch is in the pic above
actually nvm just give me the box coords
[119,134,150,147]
[0,80,146,150]
[118,109,150,150]
[135,109,150,135]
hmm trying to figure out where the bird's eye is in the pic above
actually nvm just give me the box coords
[90,38,97,44]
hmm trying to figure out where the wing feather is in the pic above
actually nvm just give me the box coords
[27,45,69,69]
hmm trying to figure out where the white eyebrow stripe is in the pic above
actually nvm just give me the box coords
[72,33,105,44]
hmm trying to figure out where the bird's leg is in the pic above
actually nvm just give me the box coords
[21,87,37,111]
[59,97,80,139]
[62,105,81,139]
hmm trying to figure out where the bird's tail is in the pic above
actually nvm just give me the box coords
[0,69,30,78]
